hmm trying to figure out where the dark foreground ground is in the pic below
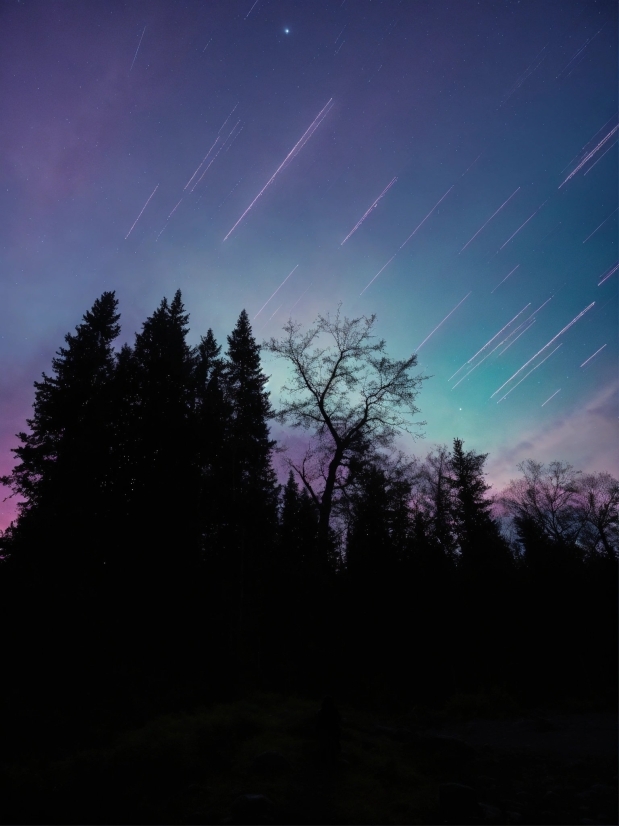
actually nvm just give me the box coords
[1,693,616,825]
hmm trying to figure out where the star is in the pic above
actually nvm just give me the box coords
[284,28,290,34]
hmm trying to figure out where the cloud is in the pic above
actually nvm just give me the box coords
[487,380,619,492]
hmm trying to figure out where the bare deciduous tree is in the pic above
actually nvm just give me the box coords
[501,460,583,547]
[264,305,427,564]
[501,460,618,559]
[577,472,619,559]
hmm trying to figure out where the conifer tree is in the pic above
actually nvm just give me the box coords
[280,470,303,560]
[418,446,457,562]
[195,329,223,395]
[279,470,318,568]
[345,462,411,581]
[257,470,319,691]
[223,310,278,681]
[224,309,278,544]
[0,292,120,582]
[129,290,198,578]
[450,437,512,576]
[449,439,514,690]
[194,329,232,560]
[103,342,141,575]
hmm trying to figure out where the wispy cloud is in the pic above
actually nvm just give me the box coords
[487,380,619,491]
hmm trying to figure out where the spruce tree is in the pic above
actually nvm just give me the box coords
[449,438,514,691]
[450,437,512,576]
[341,460,414,701]
[279,470,318,568]
[129,290,198,579]
[419,446,457,562]
[103,342,141,575]
[223,309,278,682]
[1,292,120,583]
[195,329,223,396]
[346,464,399,582]
[261,470,318,688]
[194,329,232,562]
[224,309,277,545]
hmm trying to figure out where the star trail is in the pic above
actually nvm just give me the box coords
[0,0,616,528]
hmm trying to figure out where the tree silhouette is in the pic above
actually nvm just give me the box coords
[264,305,427,567]
[450,437,512,576]
[344,453,414,580]
[1,292,120,584]
[573,472,619,560]
[194,328,231,561]
[224,310,278,683]
[104,342,141,573]
[415,445,457,563]
[501,459,588,572]
[259,470,321,690]
[0,291,617,734]
[504,460,583,539]
[225,310,277,517]
[130,290,198,579]
[279,470,318,568]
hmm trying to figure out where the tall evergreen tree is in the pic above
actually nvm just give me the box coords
[194,329,232,562]
[195,329,223,395]
[345,462,411,582]
[450,437,512,576]
[129,290,198,579]
[224,309,277,543]
[279,470,318,568]
[418,446,457,562]
[223,310,278,683]
[448,438,515,691]
[340,458,415,704]
[106,342,141,552]
[280,470,302,556]
[1,292,120,583]
[260,470,320,689]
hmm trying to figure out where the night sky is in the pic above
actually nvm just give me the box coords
[1,0,617,530]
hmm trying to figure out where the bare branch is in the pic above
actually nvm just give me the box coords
[263,307,428,559]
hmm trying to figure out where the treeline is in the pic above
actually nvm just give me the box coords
[0,291,276,588]
[0,291,616,741]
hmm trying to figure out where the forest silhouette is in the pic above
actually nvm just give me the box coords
[0,290,616,823]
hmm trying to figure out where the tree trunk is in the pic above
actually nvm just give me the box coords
[317,446,344,569]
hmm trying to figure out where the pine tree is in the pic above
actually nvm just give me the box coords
[345,464,402,582]
[0,292,120,583]
[449,439,515,691]
[280,471,302,559]
[261,470,319,688]
[195,329,223,398]
[129,290,198,579]
[419,446,457,562]
[279,470,318,568]
[450,437,512,576]
[223,310,278,684]
[102,342,141,576]
[224,309,277,545]
[194,329,232,562]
